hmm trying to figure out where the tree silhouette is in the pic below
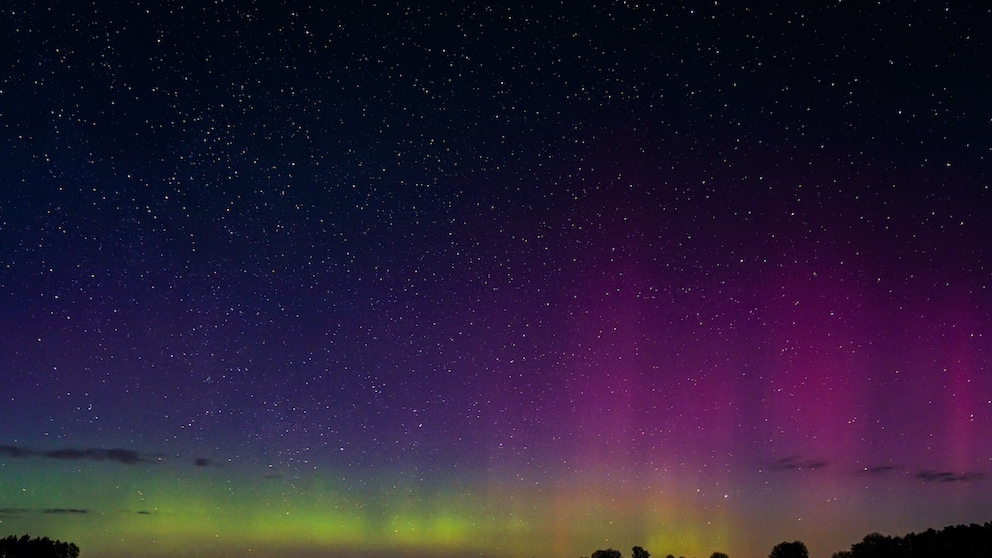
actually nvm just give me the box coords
[835,522,992,558]
[711,552,730,558]
[850,532,900,558]
[592,549,623,558]
[632,546,651,558]
[0,534,80,558]
[770,540,808,558]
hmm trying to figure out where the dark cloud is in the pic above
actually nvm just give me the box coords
[864,465,900,475]
[136,510,153,515]
[194,457,211,467]
[0,444,34,458]
[1,507,88,516]
[917,470,986,483]
[0,444,154,465]
[768,455,829,472]
[43,447,144,464]
[0,508,28,516]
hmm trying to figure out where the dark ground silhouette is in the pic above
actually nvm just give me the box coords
[831,521,992,558]
[0,534,79,558]
[580,520,992,558]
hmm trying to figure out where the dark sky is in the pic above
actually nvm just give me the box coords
[1,2,991,558]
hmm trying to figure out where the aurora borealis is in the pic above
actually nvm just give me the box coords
[2,2,991,557]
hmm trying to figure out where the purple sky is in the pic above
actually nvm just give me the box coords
[1,2,990,557]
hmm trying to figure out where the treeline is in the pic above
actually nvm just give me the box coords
[0,534,80,558]
[832,521,992,558]
[582,545,729,558]
[578,520,992,558]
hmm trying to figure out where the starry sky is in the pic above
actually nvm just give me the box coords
[1,2,991,557]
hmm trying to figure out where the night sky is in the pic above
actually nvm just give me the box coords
[1,2,991,557]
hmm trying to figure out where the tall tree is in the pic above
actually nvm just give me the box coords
[632,546,651,558]
[769,541,808,558]
[592,549,623,558]
[710,553,730,558]
[849,532,900,558]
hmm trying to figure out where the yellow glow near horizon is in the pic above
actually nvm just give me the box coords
[3,460,776,558]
